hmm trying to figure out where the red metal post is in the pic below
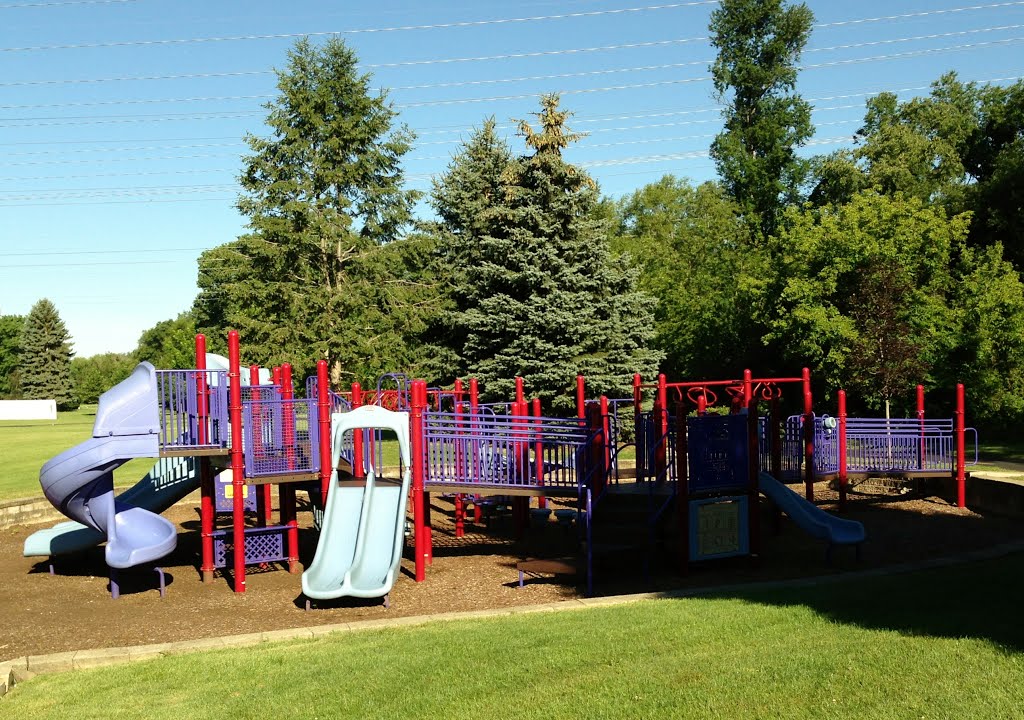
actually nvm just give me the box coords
[633,373,645,480]
[410,380,427,581]
[956,383,966,508]
[317,360,332,507]
[533,398,545,509]
[656,373,668,484]
[802,368,814,502]
[227,331,246,593]
[196,334,215,582]
[453,378,465,536]
[515,376,524,405]
[469,378,481,523]
[742,369,752,408]
[697,394,707,416]
[576,375,586,420]
[600,394,611,481]
[747,395,760,561]
[838,390,848,511]
[351,382,364,478]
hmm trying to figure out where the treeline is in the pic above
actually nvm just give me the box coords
[7,1,1023,428]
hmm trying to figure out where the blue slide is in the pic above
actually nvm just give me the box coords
[23,455,200,560]
[302,405,412,602]
[758,472,865,547]
[23,363,178,568]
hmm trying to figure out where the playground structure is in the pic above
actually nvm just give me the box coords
[24,331,977,600]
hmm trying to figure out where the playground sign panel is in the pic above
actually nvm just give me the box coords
[689,496,750,562]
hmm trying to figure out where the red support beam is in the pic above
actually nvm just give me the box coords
[802,368,814,502]
[956,383,966,508]
[351,382,364,478]
[317,360,332,509]
[411,380,428,582]
[227,330,246,593]
[838,389,848,511]
[196,334,215,583]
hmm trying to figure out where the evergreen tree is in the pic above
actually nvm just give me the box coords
[193,37,419,384]
[430,118,514,376]
[443,95,662,412]
[0,314,24,399]
[709,0,815,242]
[19,299,76,410]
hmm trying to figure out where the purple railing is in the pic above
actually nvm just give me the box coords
[824,417,976,473]
[635,410,678,486]
[423,409,597,491]
[242,396,320,477]
[156,369,229,451]
[762,415,979,476]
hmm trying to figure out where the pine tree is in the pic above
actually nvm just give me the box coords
[441,95,662,412]
[20,298,76,410]
[193,37,419,384]
[430,118,515,375]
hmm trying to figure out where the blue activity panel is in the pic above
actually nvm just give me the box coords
[687,414,750,493]
[688,495,750,562]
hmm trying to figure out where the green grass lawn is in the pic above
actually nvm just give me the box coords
[0,406,152,502]
[5,552,1024,718]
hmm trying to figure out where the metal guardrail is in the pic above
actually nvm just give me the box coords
[156,369,229,451]
[423,409,597,490]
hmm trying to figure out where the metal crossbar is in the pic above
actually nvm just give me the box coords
[423,410,596,491]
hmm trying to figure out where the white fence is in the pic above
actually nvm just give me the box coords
[0,399,57,421]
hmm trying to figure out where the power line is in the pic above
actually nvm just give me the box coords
[0,2,718,52]
[0,0,135,7]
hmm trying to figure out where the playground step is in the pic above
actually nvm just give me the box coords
[516,557,578,587]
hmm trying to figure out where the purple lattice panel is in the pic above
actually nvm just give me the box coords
[156,369,229,451]
[211,525,287,568]
[243,397,320,478]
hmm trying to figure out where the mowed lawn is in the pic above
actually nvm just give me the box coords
[5,552,1024,719]
[0,406,153,502]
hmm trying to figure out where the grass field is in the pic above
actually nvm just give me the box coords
[0,406,153,501]
[5,551,1024,718]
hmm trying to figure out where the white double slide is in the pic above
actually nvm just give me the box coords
[301,405,413,601]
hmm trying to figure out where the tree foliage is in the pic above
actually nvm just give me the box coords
[709,0,815,241]
[71,353,136,405]
[193,37,420,385]
[0,314,24,399]
[768,192,962,410]
[611,176,768,380]
[436,95,661,411]
[19,299,76,410]
[135,311,198,370]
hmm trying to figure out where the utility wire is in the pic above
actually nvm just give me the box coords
[0,2,719,51]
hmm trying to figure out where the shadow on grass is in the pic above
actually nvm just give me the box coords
[637,492,1024,653]
[714,547,1024,652]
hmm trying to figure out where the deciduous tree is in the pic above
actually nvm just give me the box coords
[709,0,815,242]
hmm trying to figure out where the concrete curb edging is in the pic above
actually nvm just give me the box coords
[4,537,1024,700]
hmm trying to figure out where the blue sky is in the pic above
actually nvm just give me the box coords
[2,0,1022,358]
